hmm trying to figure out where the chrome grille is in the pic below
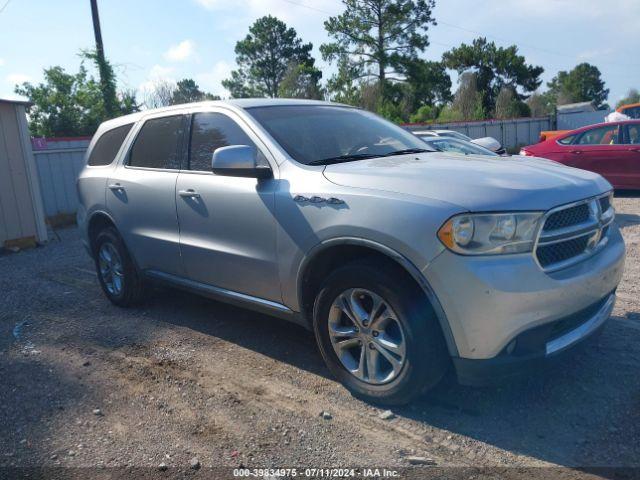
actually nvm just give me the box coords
[535,193,614,272]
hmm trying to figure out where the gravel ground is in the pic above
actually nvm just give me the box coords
[0,195,639,479]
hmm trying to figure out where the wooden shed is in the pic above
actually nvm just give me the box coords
[0,98,47,249]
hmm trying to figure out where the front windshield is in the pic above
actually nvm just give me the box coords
[246,105,435,165]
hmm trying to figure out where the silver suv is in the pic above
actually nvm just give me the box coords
[78,99,625,405]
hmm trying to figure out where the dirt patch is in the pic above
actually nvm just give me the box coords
[0,195,639,476]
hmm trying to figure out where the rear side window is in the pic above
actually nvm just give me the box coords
[189,112,266,172]
[129,115,183,169]
[623,124,640,144]
[557,135,575,145]
[87,123,133,166]
[622,106,640,119]
[576,125,619,145]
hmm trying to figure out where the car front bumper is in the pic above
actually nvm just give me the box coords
[423,224,625,365]
[452,292,615,385]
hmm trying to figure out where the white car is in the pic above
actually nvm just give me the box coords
[413,129,507,155]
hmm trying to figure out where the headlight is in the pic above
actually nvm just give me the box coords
[438,212,544,255]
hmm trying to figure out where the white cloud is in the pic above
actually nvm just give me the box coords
[7,73,32,85]
[138,64,176,97]
[164,40,196,62]
[148,64,175,80]
[194,0,222,8]
[196,61,233,97]
[577,48,614,61]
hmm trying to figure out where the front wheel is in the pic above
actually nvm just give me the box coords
[313,259,448,405]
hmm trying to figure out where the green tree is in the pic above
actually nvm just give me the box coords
[81,49,119,117]
[526,91,554,117]
[171,78,219,105]
[222,16,319,98]
[452,72,485,120]
[325,55,366,105]
[616,88,639,108]
[435,72,484,122]
[494,86,530,118]
[278,63,323,99]
[321,0,436,84]
[409,104,439,123]
[15,60,139,137]
[405,60,451,105]
[442,37,543,114]
[546,63,609,108]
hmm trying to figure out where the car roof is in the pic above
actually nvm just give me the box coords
[617,102,640,112]
[560,119,640,137]
[96,98,349,131]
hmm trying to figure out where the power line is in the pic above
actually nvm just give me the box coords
[0,0,12,14]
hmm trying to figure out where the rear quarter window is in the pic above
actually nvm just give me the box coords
[87,123,133,166]
[557,135,575,145]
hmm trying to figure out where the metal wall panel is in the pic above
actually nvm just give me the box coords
[405,117,552,151]
[32,138,90,218]
[557,110,608,131]
[0,102,47,244]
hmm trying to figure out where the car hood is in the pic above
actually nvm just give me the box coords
[322,153,611,211]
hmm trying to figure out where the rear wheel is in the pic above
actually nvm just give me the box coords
[313,259,448,405]
[94,227,146,307]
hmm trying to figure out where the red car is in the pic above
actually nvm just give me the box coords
[520,120,640,189]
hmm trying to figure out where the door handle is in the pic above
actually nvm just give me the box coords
[178,189,201,198]
[570,150,583,154]
[108,183,125,191]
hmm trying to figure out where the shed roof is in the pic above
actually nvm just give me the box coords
[556,101,596,113]
[0,97,33,107]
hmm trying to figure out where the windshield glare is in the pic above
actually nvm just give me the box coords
[246,105,435,165]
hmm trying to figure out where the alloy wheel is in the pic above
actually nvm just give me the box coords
[98,242,124,296]
[328,288,406,384]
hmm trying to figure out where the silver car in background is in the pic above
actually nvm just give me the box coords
[77,99,624,405]
[417,135,499,156]
[413,128,507,155]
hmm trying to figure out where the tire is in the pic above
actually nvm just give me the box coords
[313,259,448,405]
[93,227,146,307]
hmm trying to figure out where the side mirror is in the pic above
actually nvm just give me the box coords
[211,145,272,179]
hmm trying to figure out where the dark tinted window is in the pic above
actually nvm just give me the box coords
[129,115,183,169]
[622,106,640,119]
[189,112,265,171]
[87,123,133,166]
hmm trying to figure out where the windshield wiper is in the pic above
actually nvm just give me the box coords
[307,148,433,166]
[307,153,381,166]
[382,148,433,157]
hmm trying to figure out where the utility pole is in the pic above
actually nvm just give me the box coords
[89,0,117,116]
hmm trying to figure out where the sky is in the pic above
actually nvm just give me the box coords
[0,0,638,107]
